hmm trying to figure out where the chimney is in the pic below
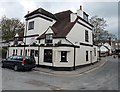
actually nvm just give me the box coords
[77,5,83,18]
[80,5,82,11]
[27,11,30,14]
[70,13,77,22]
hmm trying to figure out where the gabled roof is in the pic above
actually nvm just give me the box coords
[37,10,78,39]
[9,31,24,41]
[24,8,57,20]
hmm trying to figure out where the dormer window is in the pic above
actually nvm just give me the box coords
[14,33,19,45]
[14,38,18,45]
[83,12,88,22]
[45,34,53,44]
[28,21,34,30]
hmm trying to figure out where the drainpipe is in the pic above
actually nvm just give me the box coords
[24,20,28,56]
[73,47,76,70]
[38,40,40,66]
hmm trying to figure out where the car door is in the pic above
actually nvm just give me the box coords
[10,56,20,68]
[4,56,13,67]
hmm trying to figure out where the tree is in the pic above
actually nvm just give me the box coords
[0,16,24,41]
[90,16,107,41]
[90,16,116,44]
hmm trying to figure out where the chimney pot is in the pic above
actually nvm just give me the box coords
[80,5,82,11]
[28,11,30,14]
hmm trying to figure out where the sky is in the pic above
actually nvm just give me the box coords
[0,0,119,38]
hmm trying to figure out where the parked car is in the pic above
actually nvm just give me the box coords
[118,53,120,58]
[1,55,36,71]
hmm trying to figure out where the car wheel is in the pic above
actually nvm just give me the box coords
[14,65,18,71]
[29,68,32,71]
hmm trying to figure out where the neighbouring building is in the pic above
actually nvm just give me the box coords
[98,38,120,57]
[7,6,98,70]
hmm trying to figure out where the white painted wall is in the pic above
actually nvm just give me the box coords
[67,19,93,45]
[25,15,56,45]
[75,45,97,66]
[39,47,74,67]
[38,45,98,67]
[53,47,74,67]
[39,38,72,45]
[8,47,39,64]
[8,47,24,57]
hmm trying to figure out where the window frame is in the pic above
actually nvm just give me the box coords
[30,49,34,56]
[85,30,89,42]
[20,49,23,56]
[94,48,96,56]
[44,49,52,63]
[25,49,27,56]
[15,49,17,55]
[35,50,38,57]
[60,51,68,62]
[28,21,34,30]
[13,49,15,56]
[86,51,89,61]
[45,34,53,44]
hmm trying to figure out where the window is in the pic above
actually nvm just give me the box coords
[8,56,13,60]
[14,38,18,45]
[83,12,88,22]
[94,48,96,56]
[60,51,67,62]
[45,34,53,43]
[85,30,89,42]
[16,49,17,55]
[13,49,15,55]
[30,49,34,56]
[92,34,94,44]
[20,49,22,56]
[44,49,52,63]
[25,50,27,56]
[35,50,38,57]
[86,51,88,61]
[28,21,34,30]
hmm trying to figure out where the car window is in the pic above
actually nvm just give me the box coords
[24,56,35,62]
[24,56,30,61]
[7,56,13,60]
[12,56,23,61]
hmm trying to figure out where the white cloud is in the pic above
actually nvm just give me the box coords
[19,0,37,14]
[0,0,118,36]
[0,8,6,18]
[106,17,118,34]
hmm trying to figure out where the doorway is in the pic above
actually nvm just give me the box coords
[90,51,92,63]
[44,49,52,63]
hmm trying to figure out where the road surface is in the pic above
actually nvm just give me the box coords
[1,56,119,90]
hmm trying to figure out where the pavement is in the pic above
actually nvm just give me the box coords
[33,58,107,76]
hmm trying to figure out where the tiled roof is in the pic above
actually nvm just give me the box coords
[24,8,57,20]
[37,10,78,39]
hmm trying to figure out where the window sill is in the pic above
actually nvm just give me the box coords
[60,61,68,63]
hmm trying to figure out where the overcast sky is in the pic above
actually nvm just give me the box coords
[0,0,119,38]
